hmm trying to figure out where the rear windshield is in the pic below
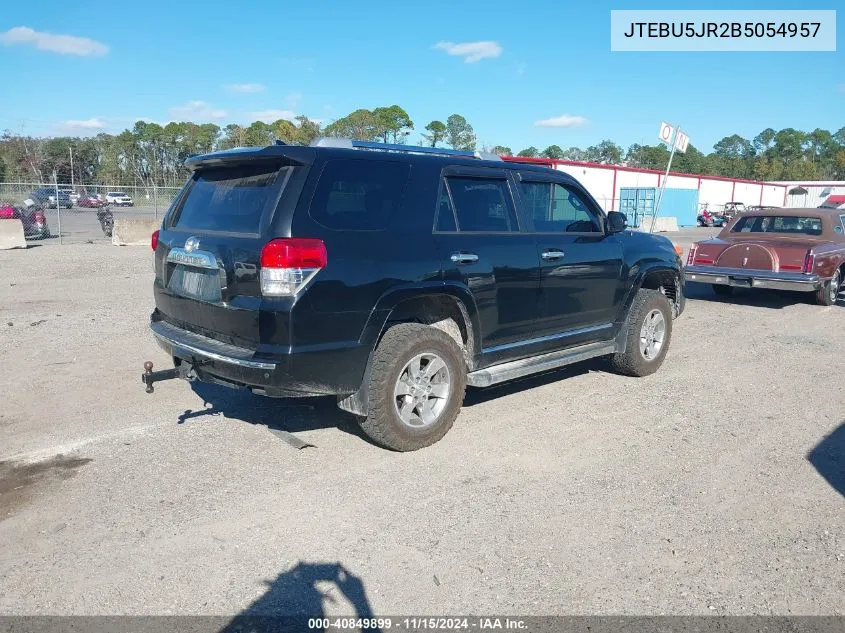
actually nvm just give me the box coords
[171,163,288,233]
[731,215,823,236]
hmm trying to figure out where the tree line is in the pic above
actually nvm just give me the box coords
[1,105,842,188]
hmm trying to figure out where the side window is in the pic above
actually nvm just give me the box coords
[839,215,845,234]
[521,181,601,232]
[520,182,552,228]
[435,188,457,232]
[309,159,409,231]
[446,176,519,232]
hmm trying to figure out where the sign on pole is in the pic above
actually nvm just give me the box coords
[650,121,691,232]
[673,129,689,153]
[659,121,688,154]
[658,121,674,145]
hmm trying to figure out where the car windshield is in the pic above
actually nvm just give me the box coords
[112,192,127,197]
[731,215,823,236]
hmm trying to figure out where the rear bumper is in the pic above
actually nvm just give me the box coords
[685,266,821,292]
[24,224,50,239]
[149,318,369,397]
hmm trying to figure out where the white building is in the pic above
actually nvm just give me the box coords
[768,181,845,208]
[503,157,840,224]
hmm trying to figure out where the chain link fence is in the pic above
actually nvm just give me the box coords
[0,182,182,244]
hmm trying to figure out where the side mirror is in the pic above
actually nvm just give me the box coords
[606,211,627,234]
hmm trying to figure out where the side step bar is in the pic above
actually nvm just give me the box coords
[466,340,616,388]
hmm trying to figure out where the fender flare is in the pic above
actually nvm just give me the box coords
[338,282,480,417]
[613,261,683,353]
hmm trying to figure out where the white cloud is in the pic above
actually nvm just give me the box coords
[1,26,108,56]
[170,101,227,120]
[64,117,106,130]
[225,83,265,94]
[534,114,587,128]
[434,40,502,63]
[249,109,296,123]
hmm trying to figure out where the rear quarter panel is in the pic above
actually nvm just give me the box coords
[288,156,443,350]
[812,240,845,278]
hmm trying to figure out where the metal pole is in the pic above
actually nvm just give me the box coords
[649,125,680,233]
[154,183,158,219]
[54,172,63,245]
[69,146,74,190]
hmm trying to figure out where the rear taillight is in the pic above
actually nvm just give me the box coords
[33,211,45,223]
[151,230,159,251]
[686,243,698,266]
[260,238,327,296]
[802,250,815,274]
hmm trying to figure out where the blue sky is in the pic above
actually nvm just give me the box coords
[0,0,842,153]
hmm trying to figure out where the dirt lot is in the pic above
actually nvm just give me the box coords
[0,235,842,617]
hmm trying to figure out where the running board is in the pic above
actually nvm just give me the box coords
[466,341,617,388]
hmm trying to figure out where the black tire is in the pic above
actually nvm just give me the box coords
[712,284,734,297]
[359,323,466,452]
[815,269,841,306]
[608,289,673,377]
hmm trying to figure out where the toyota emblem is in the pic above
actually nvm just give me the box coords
[184,236,200,253]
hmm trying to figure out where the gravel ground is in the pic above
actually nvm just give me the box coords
[0,236,842,617]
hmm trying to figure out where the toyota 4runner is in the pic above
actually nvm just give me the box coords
[142,139,685,451]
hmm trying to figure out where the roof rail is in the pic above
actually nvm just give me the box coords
[308,137,502,161]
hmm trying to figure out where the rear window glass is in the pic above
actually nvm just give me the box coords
[731,215,823,236]
[172,163,287,233]
[309,159,409,231]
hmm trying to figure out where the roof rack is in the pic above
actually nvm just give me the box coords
[309,137,502,161]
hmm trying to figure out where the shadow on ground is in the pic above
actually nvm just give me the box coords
[180,381,369,445]
[178,355,608,447]
[219,562,381,633]
[684,281,831,310]
[464,360,597,406]
[807,421,845,498]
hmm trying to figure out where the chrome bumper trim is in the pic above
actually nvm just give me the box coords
[685,266,820,292]
[150,320,276,370]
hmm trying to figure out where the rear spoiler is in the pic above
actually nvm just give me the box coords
[184,145,313,171]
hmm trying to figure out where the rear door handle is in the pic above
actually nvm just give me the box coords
[450,252,479,264]
[541,249,564,260]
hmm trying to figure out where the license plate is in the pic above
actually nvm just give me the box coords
[168,265,221,302]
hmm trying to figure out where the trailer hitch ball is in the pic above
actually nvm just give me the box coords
[143,361,155,393]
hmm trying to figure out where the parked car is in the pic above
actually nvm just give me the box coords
[685,208,845,306]
[30,187,72,209]
[106,191,134,206]
[0,200,51,239]
[140,139,686,451]
[78,194,105,208]
[59,188,80,204]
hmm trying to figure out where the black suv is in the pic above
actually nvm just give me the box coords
[142,139,685,451]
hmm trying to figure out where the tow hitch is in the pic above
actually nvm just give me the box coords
[142,360,203,393]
